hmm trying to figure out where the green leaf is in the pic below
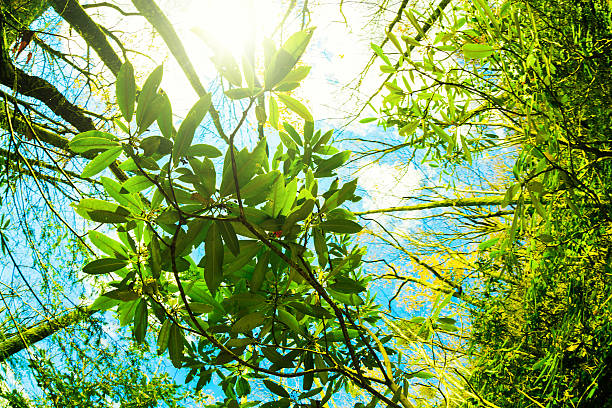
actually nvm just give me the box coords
[277,94,313,122]
[314,151,350,177]
[140,135,173,156]
[81,146,122,178]
[149,234,162,279]
[283,198,315,232]
[136,65,163,126]
[370,43,391,66]
[280,178,298,216]
[217,220,240,256]
[83,258,127,275]
[88,230,129,259]
[204,222,224,295]
[75,199,131,223]
[173,94,212,165]
[269,96,279,129]
[409,371,436,380]
[320,219,362,234]
[277,309,302,335]
[268,176,287,218]
[478,237,499,250]
[69,137,120,154]
[280,66,311,84]
[187,302,213,314]
[120,175,154,194]
[302,353,315,391]
[116,61,136,122]
[168,323,184,368]
[231,311,265,333]
[133,299,148,343]
[157,91,174,138]
[404,10,426,37]
[187,144,222,158]
[157,319,172,354]
[462,43,495,59]
[90,295,120,311]
[240,171,281,205]
[263,380,290,398]
[236,377,251,397]
[329,276,366,294]
[224,87,257,100]
[264,29,314,89]
[313,228,327,267]
[250,251,269,292]
[220,138,267,196]
[101,177,141,210]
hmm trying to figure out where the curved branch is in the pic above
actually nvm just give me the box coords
[48,0,123,75]
[130,0,229,143]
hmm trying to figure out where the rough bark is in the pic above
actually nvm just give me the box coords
[0,306,96,362]
[47,0,123,75]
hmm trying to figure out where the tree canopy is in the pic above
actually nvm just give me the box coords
[0,0,610,407]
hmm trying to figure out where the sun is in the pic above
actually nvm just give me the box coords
[178,0,282,59]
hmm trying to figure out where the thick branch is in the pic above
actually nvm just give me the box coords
[354,196,516,215]
[0,306,96,362]
[0,62,96,132]
[130,0,229,143]
[47,0,123,75]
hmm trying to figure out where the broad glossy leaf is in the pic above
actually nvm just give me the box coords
[140,135,172,156]
[189,157,216,197]
[269,96,279,129]
[268,176,286,218]
[83,258,127,275]
[81,146,122,178]
[263,380,290,398]
[250,251,269,292]
[462,43,495,59]
[137,93,165,135]
[120,175,154,194]
[157,91,174,138]
[88,230,129,259]
[280,66,311,84]
[277,94,313,122]
[283,198,314,232]
[264,29,314,89]
[71,130,117,143]
[277,309,302,335]
[314,151,350,177]
[313,228,327,267]
[75,199,131,224]
[220,138,267,196]
[173,94,212,165]
[133,299,148,343]
[329,276,366,294]
[116,61,136,122]
[149,234,161,279]
[319,219,362,234]
[168,323,184,368]
[240,171,281,205]
[69,137,119,153]
[91,295,120,311]
[157,319,171,354]
[204,222,224,294]
[280,178,298,215]
[302,353,314,391]
[231,311,264,333]
[136,65,163,126]
[187,143,222,158]
[217,220,240,256]
[224,87,257,100]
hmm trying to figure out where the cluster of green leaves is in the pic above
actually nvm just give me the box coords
[368,0,612,406]
[66,29,414,408]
